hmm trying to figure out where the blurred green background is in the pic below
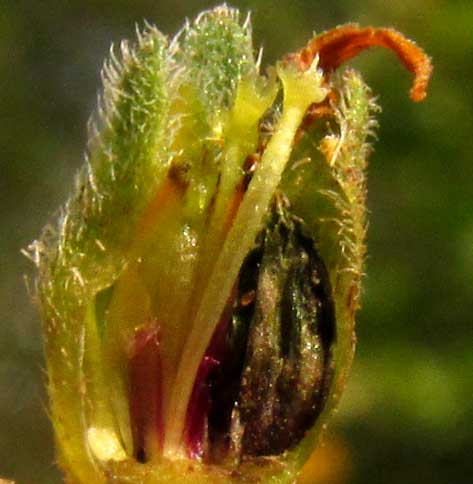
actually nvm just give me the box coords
[1,0,471,483]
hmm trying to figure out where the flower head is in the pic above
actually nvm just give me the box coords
[29,5,431,483]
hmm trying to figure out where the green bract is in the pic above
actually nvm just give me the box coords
[29,5,431,484]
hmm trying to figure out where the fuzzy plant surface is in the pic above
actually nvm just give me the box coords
[28,5,432,484]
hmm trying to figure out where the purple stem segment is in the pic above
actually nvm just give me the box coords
[184,293,236,460]
[128,293,236,461]
[184,354,220,459]
[129,324,163,462]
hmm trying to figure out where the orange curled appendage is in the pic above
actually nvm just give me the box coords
[295,24,432,102]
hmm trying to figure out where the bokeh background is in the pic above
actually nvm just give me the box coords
[1,0,472,483]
